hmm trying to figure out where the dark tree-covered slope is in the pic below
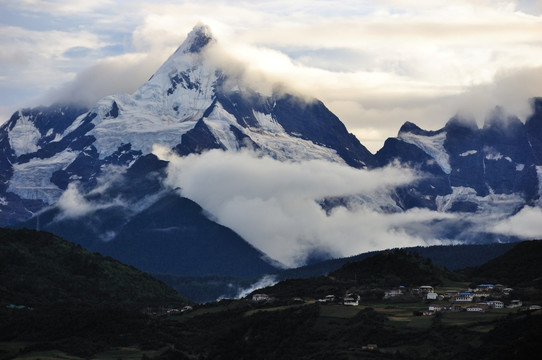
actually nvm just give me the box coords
[460,240,542,288]
[0,228,187,307]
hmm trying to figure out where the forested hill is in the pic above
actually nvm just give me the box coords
[461,240,542,288]
[258,249,458,299]
[0,228,187,308]
[329,249,452,287]
[277,242,517,281]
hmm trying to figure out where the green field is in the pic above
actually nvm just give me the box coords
[441,308,515,327]
[319,304,362,318]
[0,344,166,360]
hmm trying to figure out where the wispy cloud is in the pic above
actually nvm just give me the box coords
[235,274,278,299]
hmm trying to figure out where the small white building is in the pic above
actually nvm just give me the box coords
[427,292,438,300]
[419,286,434,293]
[476,284,494,291]
[344,293,359,306]
[319,295,336,303]
[385,289,403,298]
[474,292,490,299]
[487,301,504,309]
[529,305,541,310]
[466,306,484,312]
[429,305,443,312]
[444,290,459,298]
[252,294,270,302]
[508,300,522,308]
[454,292,474,302]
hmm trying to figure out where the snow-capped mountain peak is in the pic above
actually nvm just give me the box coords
[175,23,215,55]
[0,23,375,223]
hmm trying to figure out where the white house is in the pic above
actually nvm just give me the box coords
[454,292,474,302]
[476,284,494,291]
[385,289,403,298]
[419,286,434,293]
[319,295,336,303]
[344,293,359,306]
[252,294,270,302]
[487,301,504,309]
[508,300,522,308]
[466,306,484,312]
[427,292,438,300]
[444,290,459,298]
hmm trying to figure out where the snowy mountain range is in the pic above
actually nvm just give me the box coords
[2,24,542,276]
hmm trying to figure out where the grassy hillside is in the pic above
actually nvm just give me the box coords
[0,228,187,308]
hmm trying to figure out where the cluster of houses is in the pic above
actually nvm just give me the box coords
[143,305,193,316]
[250,283,541,315]
[384,283,538,315]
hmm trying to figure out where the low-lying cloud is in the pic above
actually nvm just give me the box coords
[156,147,456,267]
[56,183,95,219]
[490,206,542,239]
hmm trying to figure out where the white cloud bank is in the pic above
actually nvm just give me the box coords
[156,147,454,267]
[490,206,542,239]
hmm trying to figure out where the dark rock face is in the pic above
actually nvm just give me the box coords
[97,193,278,276]
[378,107,541,211]
[443,117,486,196]
[526,98,542,165]
[174,118,225,156]
[187,25,214,53]
[271,95,376,168]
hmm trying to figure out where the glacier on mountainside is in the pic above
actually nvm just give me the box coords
[536,166,542,206]
[398,131,451,174]
[435,186,524,217]
[8,112,42,156]
[8,149,79,204]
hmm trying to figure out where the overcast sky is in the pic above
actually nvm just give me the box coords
[2,0,542,152]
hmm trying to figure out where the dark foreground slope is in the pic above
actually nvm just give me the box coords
[2,238,542,359]
[0,228,186,307]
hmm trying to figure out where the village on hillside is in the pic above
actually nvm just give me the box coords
[252,282,541,315]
